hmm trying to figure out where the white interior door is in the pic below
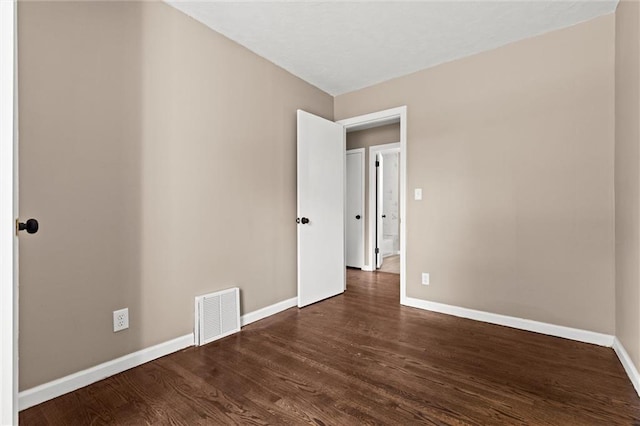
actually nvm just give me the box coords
[346,149,364,268]
[376,153,384,269]
[297,110,345,307]
[0,0,18,422]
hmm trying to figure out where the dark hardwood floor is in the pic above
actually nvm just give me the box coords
[21,270,640,425]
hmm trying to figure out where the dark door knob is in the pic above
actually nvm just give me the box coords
[18,218,39,234]
[355,215,361,220]
[382,215,386,218]
[300,217,310,224]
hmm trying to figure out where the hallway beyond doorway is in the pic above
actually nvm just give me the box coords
[378,254,399,274]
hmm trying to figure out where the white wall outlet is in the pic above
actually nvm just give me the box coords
[113,308,129,332]
[421,273,430,285]
[414,188,423,201]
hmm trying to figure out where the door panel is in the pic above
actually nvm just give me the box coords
[0,0,18,422]
[297,110,345,308]
[346,150,364,268]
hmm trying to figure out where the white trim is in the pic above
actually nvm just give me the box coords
[0,0,17,423]
[403,296,615,347]
[346,148,366,269]
[18,295,299,411]
[399,110,407,304]
[337,107,401,132]
[17,296,635,413]
[613,337,640,397]
[240,297,298,327]
[343,127,347,291]
[368,143,400,270]
[337,106,407,305]
[19,334,194,411]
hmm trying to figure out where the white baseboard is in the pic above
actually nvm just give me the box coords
[19,333,194,411]
[241,296,297,327]
[361,265,374,272]
[19,295,631,411]
[18,296,299,411]
[613,337,640,397]
[402,297,614,347]
[18,296,299,412]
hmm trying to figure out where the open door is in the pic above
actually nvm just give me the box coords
[346,149,364,268]
[0,0,18,422]
[297,110,345,308]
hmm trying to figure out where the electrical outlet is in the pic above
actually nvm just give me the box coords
[422,273,430,286]
[113,308,129,332]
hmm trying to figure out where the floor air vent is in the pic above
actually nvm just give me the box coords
[195,287,240,346]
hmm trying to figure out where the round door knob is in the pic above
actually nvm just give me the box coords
[355,215,361,220]
[18,218,39,234]
[382,215,386,218]
[301,217,310,224]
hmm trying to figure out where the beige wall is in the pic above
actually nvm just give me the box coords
[18,0,623,392]
[346,124,400,268]
[336,15,616,334]
[615,0,640,370]
[18,1,332,390]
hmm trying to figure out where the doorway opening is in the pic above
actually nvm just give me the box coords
[338,106,407,303]
[372,144,401,274]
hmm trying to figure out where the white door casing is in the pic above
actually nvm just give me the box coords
[376,153,384,268]
[338,107,406,304]
[297,110,345,308]
[0,0,18,423]
[346,149,364,268]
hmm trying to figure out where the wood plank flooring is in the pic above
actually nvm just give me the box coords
[21,270,640,425]
[379,255,400,274]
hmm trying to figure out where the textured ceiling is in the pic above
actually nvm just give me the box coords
[167,1,618,96]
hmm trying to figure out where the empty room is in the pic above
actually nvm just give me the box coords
[3,0,640,424]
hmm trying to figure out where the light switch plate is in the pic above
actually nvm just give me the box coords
[414,188,423,200]
[422,273,430,285]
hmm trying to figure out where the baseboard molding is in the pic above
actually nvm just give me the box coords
[240,296,298,327]
[18,296,299,411]
[613,337,640,397]
[403,297,614,347]
[19,333,194,411]
[361,265,374,272]
[19,295,629,411]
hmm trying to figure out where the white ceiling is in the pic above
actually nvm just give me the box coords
[167,1,618,96]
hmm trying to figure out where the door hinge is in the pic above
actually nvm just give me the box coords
[375,161,380,167]
[375,248,379,254]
